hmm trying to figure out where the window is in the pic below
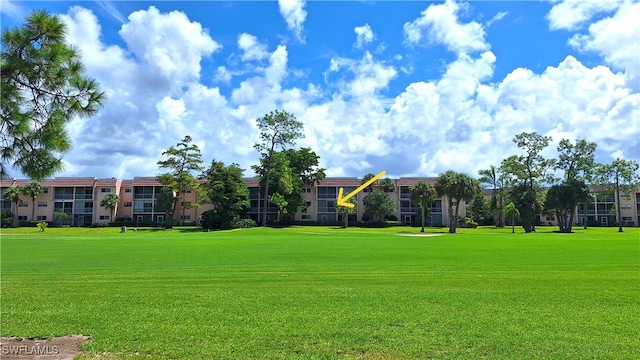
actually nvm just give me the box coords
[19,201,28,207]
[125,188,132,193]
[101,188,111,193]
[301,214,312,220]
[124,202,132,207]
[18,215,27,221]
[38,201,48,207]
[99,215,110,220]
[42,188,49,193]
[621,204,632,210]
[621,216,633,221]
[546,216,555,221]
[302,188,311,193]
[306,201,312,207]
[180,215,191,220]
[36,215,47,221]
[317,187,337,199]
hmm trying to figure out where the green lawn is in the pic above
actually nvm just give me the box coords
[1,226,638,359]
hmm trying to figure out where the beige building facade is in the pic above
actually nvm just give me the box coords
[2,177,639,227]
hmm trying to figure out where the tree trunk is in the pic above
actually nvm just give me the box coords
[449,201,459,234]
[262,164,273,227]
[343,213,348,228]
[13,202,19,227]
[420,206,425,233]
[31,197,36,221]
[615,177,623,232]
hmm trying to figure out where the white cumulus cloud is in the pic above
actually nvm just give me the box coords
[278,0,307,43]
[354,23,375,48]
[403,0,488,54]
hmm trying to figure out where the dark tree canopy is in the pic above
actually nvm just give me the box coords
[363,190,395,222]
[501,132,554,232]
[595,159,640,232]
[1,10,105,179]
[544,179,591,233]
[435,170,481,233]
[409,180,437,233]
[253,110,304,226]
[157,135,204,226]
[201,160,250,230]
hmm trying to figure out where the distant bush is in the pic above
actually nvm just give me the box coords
[233,218,257,228]
[109,221,136,227]
[90,223,107,228]
[183,220,197,226]
[465,219,478,229]
[1,211,13,228]
[387,215,398,221]
[19,220,39,227]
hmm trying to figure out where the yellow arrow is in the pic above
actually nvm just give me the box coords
[336,170,386,208]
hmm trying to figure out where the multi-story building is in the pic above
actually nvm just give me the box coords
[2,176,638,227]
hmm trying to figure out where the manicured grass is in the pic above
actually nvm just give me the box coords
[1,226,638,359]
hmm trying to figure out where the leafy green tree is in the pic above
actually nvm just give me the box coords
[595,159,640,232]
[154,189,177,228]
[53,210,71,226]
[99,193,120,223]
[157,135,204,226]
[22,181,43,220]
[556,139,597,182]
[361,173,376,193]
[468,194,492,225]
[378,178,396,193]
[253,110,304,226]
[253,147,324,225]
[546,139,597,233]
[1,10,105,179]
[544,179,591,233]
[4,184,23,227]
[201,160,250,230]
[409,180,437,232]
[478,165,508,227]
[501,132,555,233]
[434,171,482,233]
[363,190,395,222]
[504,201,520,234]
[335,196,357,228]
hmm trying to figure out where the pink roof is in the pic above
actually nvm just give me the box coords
[131,177,162,186]
[396,177,438,186]
[316,177,361,187]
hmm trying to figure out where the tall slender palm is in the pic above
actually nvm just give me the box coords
[504,202,520,234]
[4,185,23,227]
[22,181,43,221]
[478,166,506,227]
[410,181,437,233]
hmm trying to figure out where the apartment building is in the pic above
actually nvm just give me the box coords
[2,176,638,227]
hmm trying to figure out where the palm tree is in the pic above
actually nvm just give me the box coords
[435,171,482,233]
[478,166,507,227]
[22,181,43,221]
[504,202,520,234]
[4,185,23,227]
[378,178,396,193]
[409,181,437,233]
[100,193,120,223]
[335,196,357,228]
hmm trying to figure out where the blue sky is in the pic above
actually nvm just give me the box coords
[1,0,638,180]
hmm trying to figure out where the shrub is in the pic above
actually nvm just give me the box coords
[19,220,39,227]
[387,215,398,221]
[233,218,257,228]
[37,222,48,232]
[109,221,135,227]
[1,211,13,228]
[90,223,107,228]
